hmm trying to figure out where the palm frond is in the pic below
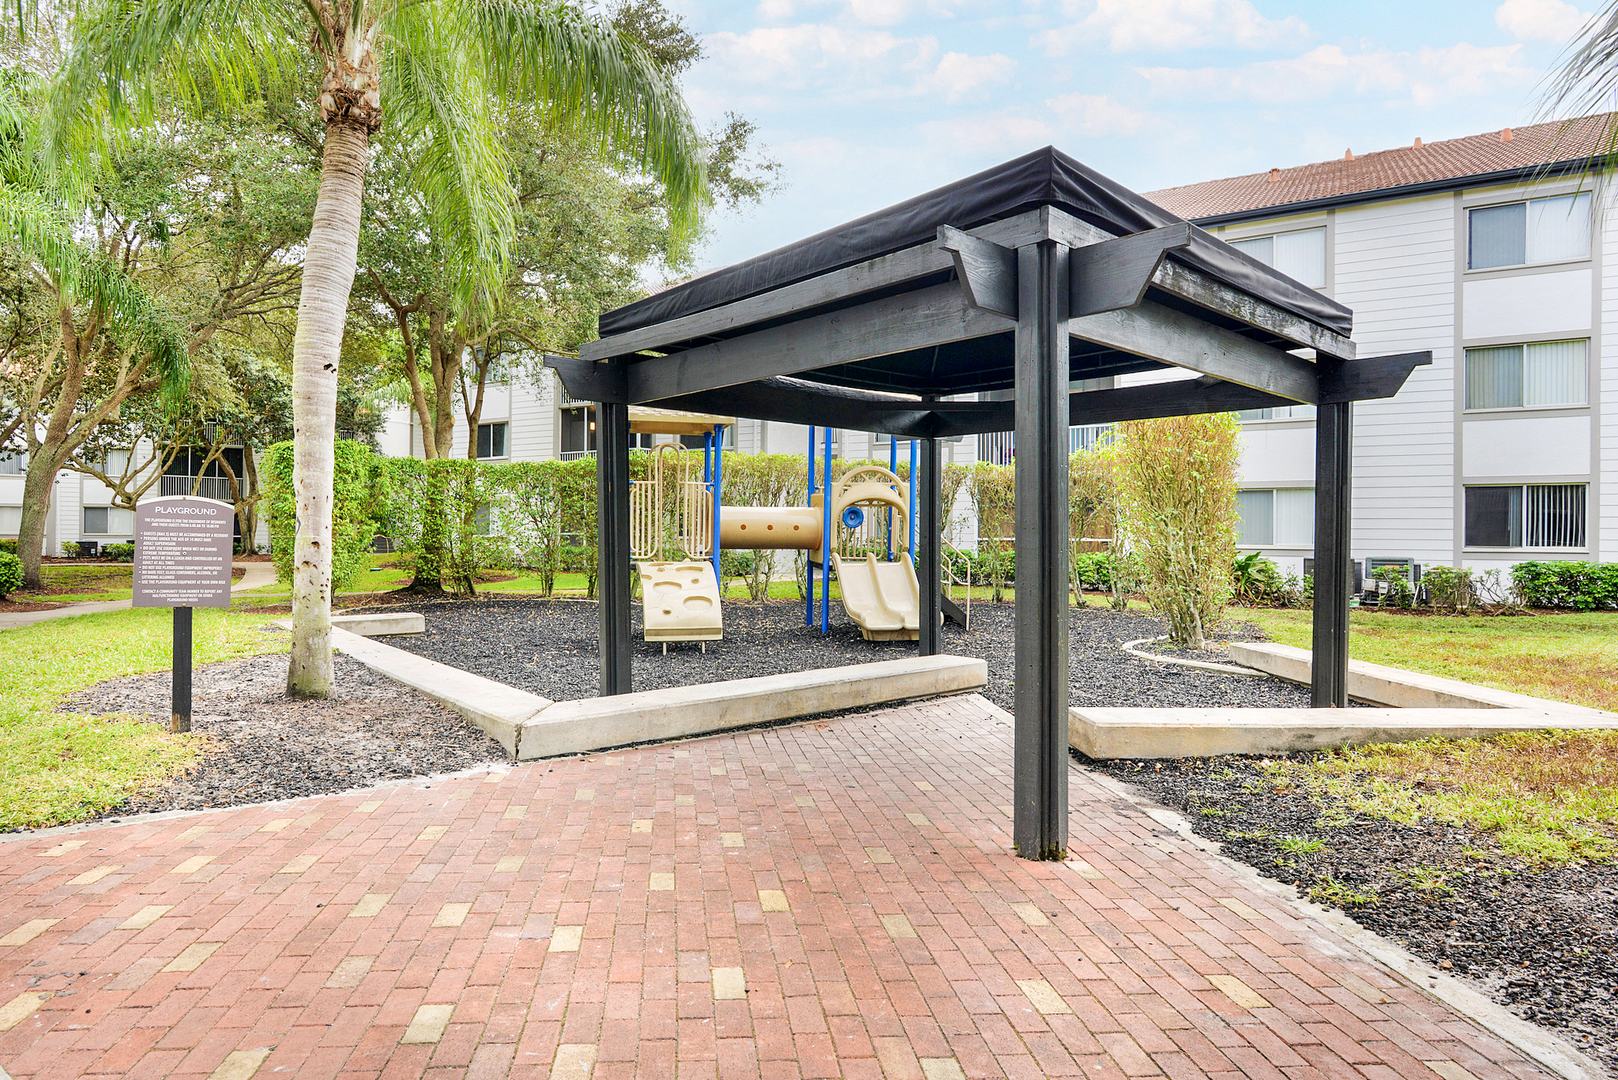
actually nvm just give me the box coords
[0,181,190,406]
[1544,5,1618,171]
[44,0,306,188]
[380,3,516,319]
[456,0,707,244]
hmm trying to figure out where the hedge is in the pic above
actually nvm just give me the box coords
[264,438,377,592]
[0,550,20,598]
[1511,560,1618,611]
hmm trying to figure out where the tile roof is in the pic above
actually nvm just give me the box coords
[1146,113,1617,222]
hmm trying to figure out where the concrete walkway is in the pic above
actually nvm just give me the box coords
[0,696,1565,1078]
[0,561,276,630]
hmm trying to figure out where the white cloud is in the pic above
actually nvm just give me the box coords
[700,23,1011,104]
[917,93,1155,156]
[1494,0,1590,43]
[1042,0,1309,55]
[1138,42,1534,108]
[918,51,1016,103]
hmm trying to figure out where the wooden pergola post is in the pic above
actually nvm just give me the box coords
[917,435,942,657]
[597,399,633,696]
[1012,239,1071,860]
[1311,400,1352,707]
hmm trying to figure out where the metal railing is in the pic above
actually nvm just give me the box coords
[975,424,1112,464]
[159,474,233,502]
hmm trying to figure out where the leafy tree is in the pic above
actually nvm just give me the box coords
[51,0,706,696]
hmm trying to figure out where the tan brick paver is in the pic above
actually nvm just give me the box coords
[0,695,1555,1078]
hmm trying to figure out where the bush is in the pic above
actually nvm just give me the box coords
[0,537,16,555]
[101,542,135,562]
[1419,566,1473,613]
[1511,560,1618,611]
[1370,564,1415,609]
[374,457,482,593]
[1114,414,1240,648]
[0,550,20,598]
[265,439,378,592]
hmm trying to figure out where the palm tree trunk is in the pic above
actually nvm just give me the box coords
[287,120,370,698]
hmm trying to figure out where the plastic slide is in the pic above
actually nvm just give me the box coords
[637,561,723,643]
[831,552,921,641]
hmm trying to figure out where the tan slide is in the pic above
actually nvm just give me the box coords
[638,561,723,643]
[832,553,920,641]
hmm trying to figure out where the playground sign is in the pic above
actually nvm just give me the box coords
[133,495,234,733]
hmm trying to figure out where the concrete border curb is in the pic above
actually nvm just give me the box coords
[332,627,988,762]
[1119,635,1266,677]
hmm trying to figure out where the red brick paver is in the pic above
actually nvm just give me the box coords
[0,695,1550,1078]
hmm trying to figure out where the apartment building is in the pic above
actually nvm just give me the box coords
[1141,114,1618,578]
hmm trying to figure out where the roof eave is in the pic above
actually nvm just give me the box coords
[1177,157,1608,227]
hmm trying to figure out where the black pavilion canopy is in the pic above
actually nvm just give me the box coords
[582,146,1360,401]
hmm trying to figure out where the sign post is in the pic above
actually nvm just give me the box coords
[133,496,235,733]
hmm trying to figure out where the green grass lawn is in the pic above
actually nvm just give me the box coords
[0,607,286,831]
[9,562,135,604]
[1239,606,1618,864]
[1237,607,1618,713]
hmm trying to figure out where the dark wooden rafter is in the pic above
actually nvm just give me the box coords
[1069,222,1190,318]
[937,225,1017,318]
[547,352,1430,439]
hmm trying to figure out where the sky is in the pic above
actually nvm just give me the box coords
[667,0,1604,276]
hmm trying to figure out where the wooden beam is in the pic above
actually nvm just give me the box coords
[1045,206,1356,360]
[1311,399,1353,708]
[928,377,1288,437]
[1319,350,1429,401]
[582,208,1060,361]
[1069,222,1190,317]
[1071,300,1320,402]
[937,225,1017,318]
[547,354,626,404]
[654,377,935,437]
[622,283,1004,405]
[596,402,633,696]
[1012,239,1070,862]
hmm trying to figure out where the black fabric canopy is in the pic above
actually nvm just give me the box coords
[601,145,1353,338]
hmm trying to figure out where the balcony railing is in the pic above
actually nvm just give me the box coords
[160,474,233,502]
[976,424,1112,465]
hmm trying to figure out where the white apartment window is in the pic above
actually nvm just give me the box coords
[1237,487,1314,547]
[82,506,134,535]
[0,451,23,475]
[0,505,20,534]
[102,449,131,476]
[1465,339,1587,410]
[1464,483,1586,548]
[1230,227,1326,288]
[1468,192,1591,270]
[560,406,594,459]
[1236,404,1316,422]
[475,421,508,459]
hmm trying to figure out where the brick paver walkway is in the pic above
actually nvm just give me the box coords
[0,695,1552,1079]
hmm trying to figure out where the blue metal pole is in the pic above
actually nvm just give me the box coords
[886,437,898,560]
[806,426,816,627]
[821,428,832,635]
[711,425,725,585]
[908,439,919,562]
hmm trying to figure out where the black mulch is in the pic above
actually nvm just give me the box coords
[374,596,1313,713]
[64,653,505,817]
[1095,755,1618,1072]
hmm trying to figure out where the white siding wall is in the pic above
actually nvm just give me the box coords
[1331,194,1458,566]
[1603,193,1618,561]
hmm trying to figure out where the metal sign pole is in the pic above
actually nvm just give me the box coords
[170,605,193,733]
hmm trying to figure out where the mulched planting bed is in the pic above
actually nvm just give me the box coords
[1096,755,1618,1071]
[65,653,505,817]
[374,596,1314,712]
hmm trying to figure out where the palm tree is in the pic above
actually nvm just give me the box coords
[48,0,706,696]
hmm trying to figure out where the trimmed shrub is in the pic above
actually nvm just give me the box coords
[1419,566,1474,613]
[0,550,21,598]
[1511,560,1618,611]
[101,542,135,562]
[375,457,484,593]
[265,438,378,592]
[0,537,17,555]
[1114,414,1240,648]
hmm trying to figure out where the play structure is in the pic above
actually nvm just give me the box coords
[628,412,925,647]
